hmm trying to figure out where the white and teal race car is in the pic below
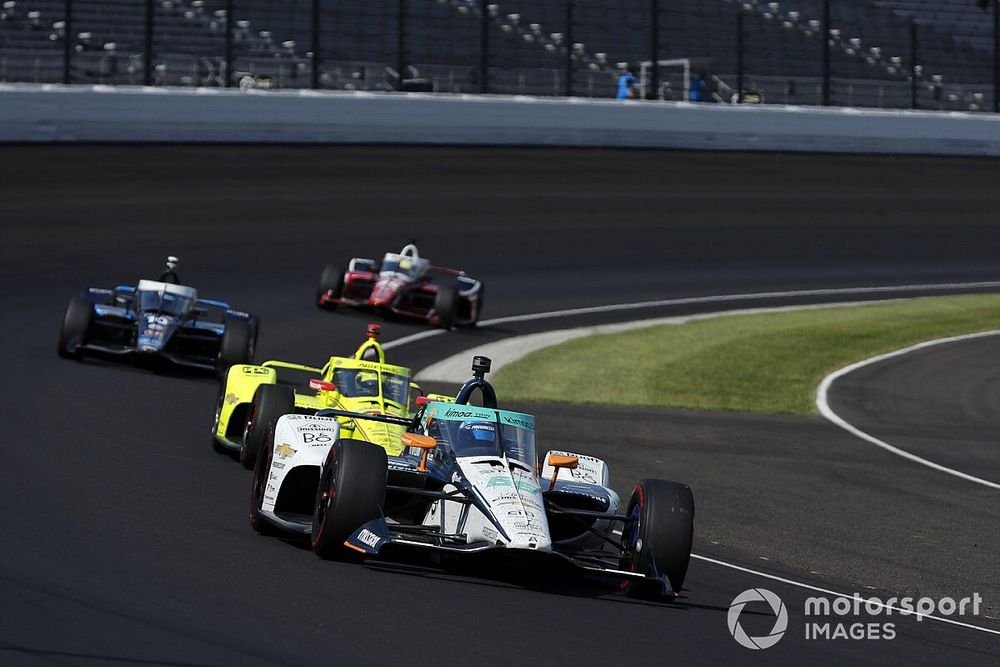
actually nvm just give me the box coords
[248,356,695,599]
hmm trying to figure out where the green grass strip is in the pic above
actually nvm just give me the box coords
[492,294,1000,415]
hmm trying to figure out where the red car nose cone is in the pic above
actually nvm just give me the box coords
[370,278,402,308]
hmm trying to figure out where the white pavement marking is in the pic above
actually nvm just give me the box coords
[478,281,1000,327]
[816,331,1000,491]
[415,300,905,384]
[383,281,1000,353]
[382,328,443,351]
[691,554,1000,637]
[385,282,1000,637]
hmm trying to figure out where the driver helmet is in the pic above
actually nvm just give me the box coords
[456,420,496,453]
[355,370,379,394]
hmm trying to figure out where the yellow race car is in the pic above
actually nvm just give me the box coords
[211,323,420,468]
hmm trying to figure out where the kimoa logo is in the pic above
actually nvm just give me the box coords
[728,588,788,650]
[446,409,486,418]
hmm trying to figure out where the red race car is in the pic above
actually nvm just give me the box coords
[315,244,484,329]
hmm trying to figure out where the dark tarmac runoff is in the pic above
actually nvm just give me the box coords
[1,145,998,665]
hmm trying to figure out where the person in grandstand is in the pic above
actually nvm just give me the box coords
[616,67,638,100]
[689,72,710,102]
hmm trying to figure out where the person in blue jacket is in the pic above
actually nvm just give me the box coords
[689,72,709,102]
[616,68,638,100]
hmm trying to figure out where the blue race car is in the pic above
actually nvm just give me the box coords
[58,278,258,375]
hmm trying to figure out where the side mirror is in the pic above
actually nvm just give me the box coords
[547,454,579,491]
[402,432,437,472]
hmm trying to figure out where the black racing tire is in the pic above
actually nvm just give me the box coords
[316,263,344,310]
[248,422,279,536]
[620,479,695,599]
[247,320,259,361]
[311,439,387,561]
[433,282,459,330]
[240,384,295,470]
[57,296,92,359]
[217,319,252,375]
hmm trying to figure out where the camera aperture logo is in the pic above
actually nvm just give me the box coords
[727,588,983,648]
[728,588,788,650]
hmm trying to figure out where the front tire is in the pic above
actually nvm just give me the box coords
[217,319,253,375]
[240,384,295,470]
[433,282,459,330]
[311,439,388,561]
[620,479,694,599]
[316,263,344,310]
[470,282,485,327]
[210,382,230,455]
[58,296,92,359]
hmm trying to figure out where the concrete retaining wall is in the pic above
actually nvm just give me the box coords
[3,83,998,155]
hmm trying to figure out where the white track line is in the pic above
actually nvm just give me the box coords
[816,331,1000,491]
[415,300,907,384]
[381,328,443,351]
[691,554,1000,636]
[479,281,1000,326]
[386,281,1000,637]
[383,281,1000,351]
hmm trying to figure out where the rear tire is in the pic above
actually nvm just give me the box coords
[248,424,279,536]
[620,479,694,599]
[240,384,295,470]
[311,439,388,561]
[57,296,92,359]
[434,282,459,330]
[316,264,344,310]
[218,319,253,375]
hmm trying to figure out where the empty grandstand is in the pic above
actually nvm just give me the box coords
[0,0,995,111]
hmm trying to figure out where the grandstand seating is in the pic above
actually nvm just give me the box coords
[0,0,993,111]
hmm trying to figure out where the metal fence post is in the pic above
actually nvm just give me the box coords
[910,19,918,109]
[224,0,233,87]
[736,10,743,103]
[565,1,573,97]
[480,0,489,94]
[144,0,154,86]
[62,0,72,84]
[649,0,659,100]
[397,0,406,90]
[822,0,831,105]
[311,0,320,89]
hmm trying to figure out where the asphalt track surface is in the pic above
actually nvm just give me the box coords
[2,146,999,665]
[828,335,1000,486]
